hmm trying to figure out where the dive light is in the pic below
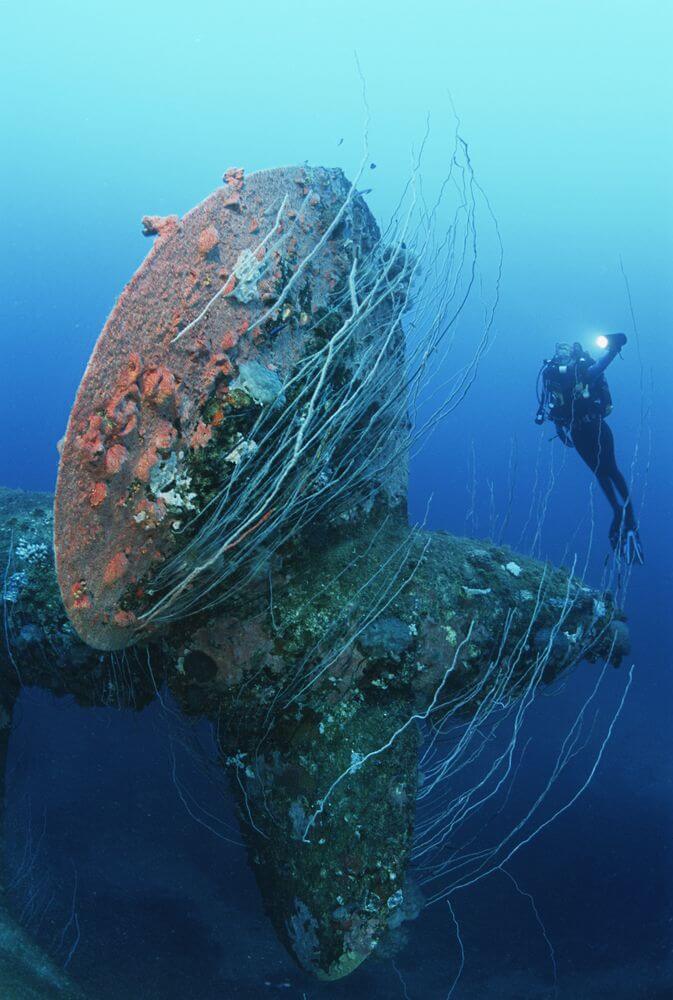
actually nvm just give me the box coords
[595,332,627,351]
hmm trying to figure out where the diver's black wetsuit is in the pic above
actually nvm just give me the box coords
[543,342,642,560]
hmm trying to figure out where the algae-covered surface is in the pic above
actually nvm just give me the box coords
[1,484,630,982]
[0,153,632,985]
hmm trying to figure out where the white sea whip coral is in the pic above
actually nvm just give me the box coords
[142,133,498,628]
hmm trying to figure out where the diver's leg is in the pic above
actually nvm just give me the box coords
[596,422,637,529]
[594,421,644,561]
[570,421,623,516]
[570,420,643,561]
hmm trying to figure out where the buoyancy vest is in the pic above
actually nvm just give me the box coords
[539,355,612,426]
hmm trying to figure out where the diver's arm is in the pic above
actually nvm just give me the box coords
[585,348,619,382]
[585,332,627,382]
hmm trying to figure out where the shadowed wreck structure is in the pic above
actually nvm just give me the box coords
[0,165,630,991]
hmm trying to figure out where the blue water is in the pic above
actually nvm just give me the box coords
[1,2,672,997]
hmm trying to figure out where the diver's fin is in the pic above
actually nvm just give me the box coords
[610,523,644,566]
[622,526,645,566]
[608,509,644,566]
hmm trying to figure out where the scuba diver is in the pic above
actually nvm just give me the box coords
[535,333,644,564]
